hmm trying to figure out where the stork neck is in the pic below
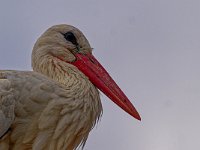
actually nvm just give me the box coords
[33,55,92,90]
[32,53,103,116]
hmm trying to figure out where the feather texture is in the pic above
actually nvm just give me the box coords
[0,24,103,150]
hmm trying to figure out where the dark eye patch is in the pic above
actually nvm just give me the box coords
[63,32,78,46]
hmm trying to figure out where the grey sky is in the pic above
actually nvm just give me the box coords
[1,0,200,149]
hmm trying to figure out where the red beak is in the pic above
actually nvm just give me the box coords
[71,53,141,121]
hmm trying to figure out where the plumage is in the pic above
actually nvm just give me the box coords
[0,25,102,150]
[0,24,140,150]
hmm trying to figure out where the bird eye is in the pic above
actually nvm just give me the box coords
[63,32,78,46]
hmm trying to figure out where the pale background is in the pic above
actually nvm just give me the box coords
[0,1,200,150]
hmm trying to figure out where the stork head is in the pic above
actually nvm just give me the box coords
[32,24,141,121]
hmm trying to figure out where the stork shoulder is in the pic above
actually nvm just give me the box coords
[0,72,15,138]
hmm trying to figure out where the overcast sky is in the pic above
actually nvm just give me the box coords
[0,0,200,150]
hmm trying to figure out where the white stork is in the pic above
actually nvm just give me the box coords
[0,24,141,150]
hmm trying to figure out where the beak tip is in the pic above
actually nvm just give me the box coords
[130,109,141,121]
[136,115,142,121]
[133,113,141,121]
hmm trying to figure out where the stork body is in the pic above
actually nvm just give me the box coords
[0,25,140,150]
[0,70,101,150]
